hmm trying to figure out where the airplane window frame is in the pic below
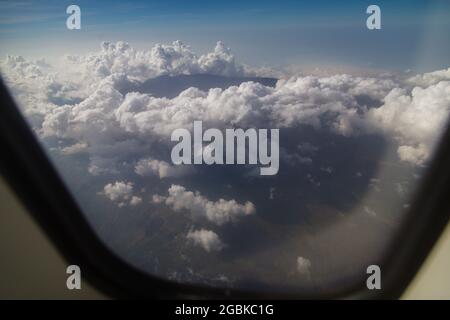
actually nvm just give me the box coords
[0,77,449,299]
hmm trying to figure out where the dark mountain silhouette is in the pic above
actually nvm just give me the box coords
[128,74,278,98]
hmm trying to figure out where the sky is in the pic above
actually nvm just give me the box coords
[1,0,450,71]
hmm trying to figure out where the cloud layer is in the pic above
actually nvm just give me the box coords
[3,41,450,168]
[36,72,450,169]
[153,184,255,226]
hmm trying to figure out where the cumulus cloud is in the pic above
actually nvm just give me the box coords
[152,184,255,225]
[0,55,82,129]
[111,74,400,142]
[3,42,450,174]
[408,67,450,87]
[151,194,166,204]
[4,41,450,283]
[135,157,190,179]
[102,181,142,207]
[63,40,244,84]
[28,67,450,170]
[0,40,246,133]
[367,81,450,165]
[397,144,429,166]
[60,142,88,155]
[130,196,143,206]
[296,256,312,276]
[186,229,225,252]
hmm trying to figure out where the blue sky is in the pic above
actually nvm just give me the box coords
[1,0,449,71]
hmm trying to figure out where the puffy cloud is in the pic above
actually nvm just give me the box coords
[3,41,450,175]
[1,55,85,98]
[151,194,166,204]
[296,256,311,276]
[367,81,450,165]
[319,73,397,100]
[152,184,255,225]
[36,69,450,169]
[186,229,225,252]
[408,67,450,87]
[135,157,190,179]
[1,55,46,78]
[40,79,142,175]
[112,74,399,141]
[4,41,450,282]
[103,181,133,202]
[60,142,88,155]
[1,40,246,132]
[397,144,429,166]
[197,41,244,77]
[0,55,82,129]
[63,40,244,84]
[102,181,141,207]
[130,196,143,206]
[42,79,123,139]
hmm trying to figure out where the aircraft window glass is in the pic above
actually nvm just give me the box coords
[1,0,449,293]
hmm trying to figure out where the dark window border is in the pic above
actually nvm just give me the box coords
[0,78,449,299]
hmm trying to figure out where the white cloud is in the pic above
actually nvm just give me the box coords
[63,40,245,84]
[367,81,450,165]
[60,142,88,155]
[186,229,225,252]
[130,196,143,206]
[111,74,399,142]
[3,42,450,173]
[408,67,450,87]
[102,181,141,207]
[153,184,255,226]
[397,144,429,166]
[296,256,311,276]
[151,194,166,204]
[103,181,133,201]
[0,40,246,133]
[135,157,190,179]
[197,41,244,77]
[0,55,82,129]
[37,70,450,169]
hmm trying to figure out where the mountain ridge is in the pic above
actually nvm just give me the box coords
[126,73,278,98]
